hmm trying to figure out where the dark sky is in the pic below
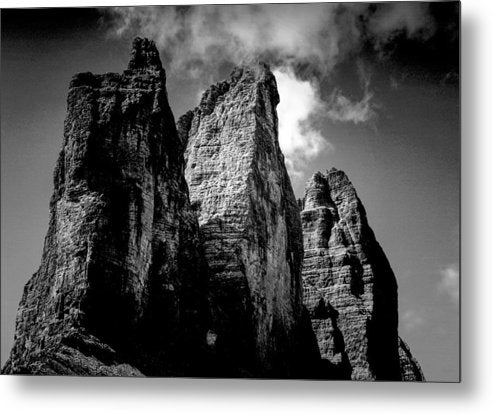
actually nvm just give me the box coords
[1,3,459,381]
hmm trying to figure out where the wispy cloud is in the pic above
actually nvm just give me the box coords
[438,265,459,305]
[325,89,376,124]
[325,61,378,124]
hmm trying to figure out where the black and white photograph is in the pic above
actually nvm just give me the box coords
[1,1,460,385]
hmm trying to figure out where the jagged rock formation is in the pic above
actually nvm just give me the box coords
[3,37,424,380]
[179,63,308,377]
[399,337,425,381]
[2,38,208,376]
[300,169,404,380]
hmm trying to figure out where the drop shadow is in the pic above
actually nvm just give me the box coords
[459,12,479,393]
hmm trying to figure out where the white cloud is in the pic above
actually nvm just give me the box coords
[438,265,459,305]
[273,67,330,178]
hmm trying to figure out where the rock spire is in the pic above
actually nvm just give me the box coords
[300,168,406,380]
[179,63,308,377]
[2,37,207,376]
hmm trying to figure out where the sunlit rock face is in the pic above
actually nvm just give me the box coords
[300,168,404,380]
[2,38,208,376]
[179,64,309,377]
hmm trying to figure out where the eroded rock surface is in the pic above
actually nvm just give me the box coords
[300,169,403,380]
[2,38,207,376]
[179,64,307,377]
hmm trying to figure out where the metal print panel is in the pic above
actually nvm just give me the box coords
[0,2,460,381]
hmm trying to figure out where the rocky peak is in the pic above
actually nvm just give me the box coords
[2,38,207,376]
[191,62,279,120]
[127,37,163,73]
[300,169,403,380]
[304,172,330,210]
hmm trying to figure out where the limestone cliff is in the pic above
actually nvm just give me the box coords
[300,168,406,380]
[2,38,207,376]
[179,64,307,377]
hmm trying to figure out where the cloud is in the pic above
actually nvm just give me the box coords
[325,88,376,124]
[105,3,436,78]
[325,60,378,124]
[438,265,459,305]
[274,67,330,178]
[368,2,436,46]
[108,4,339,77]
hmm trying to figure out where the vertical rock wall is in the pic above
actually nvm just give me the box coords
[180,64,305,377]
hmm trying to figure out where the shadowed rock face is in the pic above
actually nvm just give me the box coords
[179,64,307,377]
[300,169,403,380]
[2,38,208,376]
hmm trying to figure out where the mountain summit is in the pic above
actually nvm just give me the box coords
[127,37,163,73]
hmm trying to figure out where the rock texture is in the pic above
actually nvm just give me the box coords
[300,169,404,380]
[179,64,307,377]
[399,337,425,381]
[2,38,207,376]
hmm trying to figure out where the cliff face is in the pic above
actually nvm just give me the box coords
[300,169,402,380]
[2,38,207,376]
[179,64,307,377]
